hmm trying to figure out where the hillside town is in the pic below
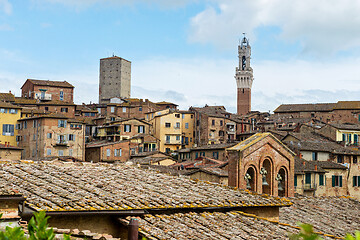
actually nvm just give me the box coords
[1,36,360,239]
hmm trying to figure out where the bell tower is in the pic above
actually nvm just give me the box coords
[235,34,253,116]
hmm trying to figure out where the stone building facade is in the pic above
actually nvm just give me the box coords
[99,56,131,104]
[190,106,236,146]
[227,133,295,197]
[235,36,253,116]
[17,114,85,160]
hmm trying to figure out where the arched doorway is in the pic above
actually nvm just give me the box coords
[277,168,287,197]
[245,166,257,192]
[261,158,272,195]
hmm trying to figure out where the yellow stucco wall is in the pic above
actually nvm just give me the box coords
[151,111,194,152]
[336,130,360,144]
[0,107,21,146]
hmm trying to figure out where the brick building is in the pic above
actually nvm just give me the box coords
[227,133,295,197]
[17,113,85,160]
[85,140,135,163]
[21,79,74,103]
[274,101,360,124]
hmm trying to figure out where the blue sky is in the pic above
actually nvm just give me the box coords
[1,0,360,113]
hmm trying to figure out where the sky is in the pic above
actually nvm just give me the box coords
[1,0,360,113]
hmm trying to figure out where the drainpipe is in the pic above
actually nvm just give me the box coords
[128,218,139,240]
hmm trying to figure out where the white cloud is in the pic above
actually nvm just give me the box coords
[0,0,12,15]
[2,56,360,113]
[189,0,360,56]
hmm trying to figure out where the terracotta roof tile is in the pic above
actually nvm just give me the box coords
[0,161,291,212]
[0,92,15,102]
[274,103,336,113]
[24,79,74,88]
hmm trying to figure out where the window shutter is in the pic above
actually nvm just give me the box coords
[332,176,335,187]
[358,176,360,186]
[339,176,343,187]
[58,120,61,127]
[64,120,67,128]
[354,176,357,187]
[10,125,14,136]
[58,135,60,143]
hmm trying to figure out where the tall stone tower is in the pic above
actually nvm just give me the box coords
[99,56,131,104]
[235,35,253,116]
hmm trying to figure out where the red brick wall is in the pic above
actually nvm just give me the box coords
[237,88,251,116]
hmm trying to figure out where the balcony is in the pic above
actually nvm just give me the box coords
[55,140,68,147]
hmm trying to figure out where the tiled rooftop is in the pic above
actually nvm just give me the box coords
[122,211,300,240]
[280,196,360,238]
[274,103,336,113]
[0,161,291,212]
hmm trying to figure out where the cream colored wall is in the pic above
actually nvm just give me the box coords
[0,108,21,146]
[348,161,360,200]
[150,158,176,166]
[301,151,329,161]
[0,149,21,160]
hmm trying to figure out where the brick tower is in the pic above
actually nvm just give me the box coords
[235,35,253,116]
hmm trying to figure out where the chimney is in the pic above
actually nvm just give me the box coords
[315,165,318,171]
[303,161,305,166]
[9,90,11,94]
[128,218,139,240]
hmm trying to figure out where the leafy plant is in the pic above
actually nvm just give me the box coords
[289,223,323,240]
[0,212,70,240]
[345,231,360,240]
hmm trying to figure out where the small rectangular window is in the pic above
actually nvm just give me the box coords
[332,175,343,187]
[212,119,215,126]
[47,133,52,139]
[124,125,131,132]
[122,107,126,113]
[69,149,73,156]
[60,91,64,101]
[337,155,343,163]
[139,107,142,112]
[58,150,64,156]
[176,122,180,128]
[68,134,75,141]
[319,174,324,186]
[61,108,68,113]
[47,148,51,156]
[185,123,189,129]
[353,176,360,187]
[175,114,180,118]
[294,175,297,187]
[106,148,111,157]
[165,123,171,128]
[176,135,180,141]
[138,125,144,133]
[312,152,318,160]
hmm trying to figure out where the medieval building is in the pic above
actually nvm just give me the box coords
[235,35,253,116]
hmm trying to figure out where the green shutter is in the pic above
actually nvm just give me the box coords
[332,176,335,187]
[294,175,297,187]
[319,174,324,186]
[339,176,343,187]
[358,176,360,187]
[354,176,357,187]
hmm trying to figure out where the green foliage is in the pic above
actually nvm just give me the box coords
[27,211,55,240]
[0,226,27,240]
[345,231,360,240]
[289,223,323,240]
[0,212,70,240]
